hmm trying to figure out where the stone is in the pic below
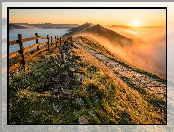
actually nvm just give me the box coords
[79,90,87,97]
[73,109,79,114]
[74,98,84,106]
[69,67,75,72]
[62,50,66,53]
[64,76,71,82]
[45,82,54,87]
[38,75,44,81]
[74,74,80,82]
[78,116,89,124]
[62,71,68,76]
[52,89,59,95]
[50,95,59,102]
[89,111,95,116]
[60,62,69,69]
[75,69,83,74]
[34,73,39,77]
[42,119,53,124]
[62,53,67,61]
[50,56,55,60]
[61,100,69,104]
[61,64,65,68]
[19,79,26,87]
[53,105,62,113]
[60,90,73,99]
[75,75,83,83]
[52,77,59,83]
[54,84,61,89]
[94,95,101,102]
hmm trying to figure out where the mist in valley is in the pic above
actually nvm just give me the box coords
[74,26,166,79]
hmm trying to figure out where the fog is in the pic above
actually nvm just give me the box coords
[74,26,166,79]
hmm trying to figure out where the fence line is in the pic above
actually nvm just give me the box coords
[9,33,72,72]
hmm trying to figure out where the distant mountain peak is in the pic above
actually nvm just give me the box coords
[62,22,133,46]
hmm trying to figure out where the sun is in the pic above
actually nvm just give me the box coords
[132,19,141,27]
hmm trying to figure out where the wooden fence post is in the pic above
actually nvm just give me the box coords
[18,34,25,69]
[71,36,72,43]
[60,37,61,46]
[35,33,39,51]
[57,36,59,46]
[51,36,52,47]
[47,35,50,51]
[55,36,57,47]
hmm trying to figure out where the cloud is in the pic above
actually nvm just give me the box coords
[74,26,166,78]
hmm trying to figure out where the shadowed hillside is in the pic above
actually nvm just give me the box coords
[62,22,93,38]
[63,23,133,46]
[83,24,133,45]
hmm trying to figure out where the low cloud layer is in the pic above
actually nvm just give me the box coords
[74,26,166,78]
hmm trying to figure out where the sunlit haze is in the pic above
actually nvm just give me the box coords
[8,9,166,26]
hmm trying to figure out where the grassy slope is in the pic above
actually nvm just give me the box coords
[9,37,166,124]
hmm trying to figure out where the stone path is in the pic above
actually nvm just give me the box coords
[76,37,166,100]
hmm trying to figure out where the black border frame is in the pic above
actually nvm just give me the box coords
[7,7,167,125]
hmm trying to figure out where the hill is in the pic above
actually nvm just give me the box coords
[62,22,93,38]
[8,36,166,124]
[63,23,133,46]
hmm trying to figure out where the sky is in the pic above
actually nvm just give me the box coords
[7,8,166,26]
[7,9,166,26]
[2,2,174,26]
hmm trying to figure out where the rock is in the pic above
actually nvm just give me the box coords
[62,50,66,53]
[60,64,65,68]
[75,75,83,82]
[52,77,59,83]
[74,98,84,106]
[42,119,53,124]
[50,56,55,60]
[63,83,68,88]
[34,73,39,77]
[79,90,87,97]
[31,110,39,116]
[62,53,68,61]
[61,100,69,104]
[54,84,61,89]
[64,76,71,82]
[53,105,62,113]
[52,89,59,95]
[75,69,83,74]
[19,79,26,87]
[69,52,73,60]
[61,71,68,76]
[78,116,89,124]
[73,109,79,114]
[59,90,74,99]
[64,61,70,66]
[50,95,59,102]
[38,75,44,81]
[69,67,75,72]
[45,82,54,87]
[94,95,101,102]
[70,120,78,124]
[89,111,95,116]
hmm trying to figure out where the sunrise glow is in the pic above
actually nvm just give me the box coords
[8,9,166,26]
[132,19,141,27]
